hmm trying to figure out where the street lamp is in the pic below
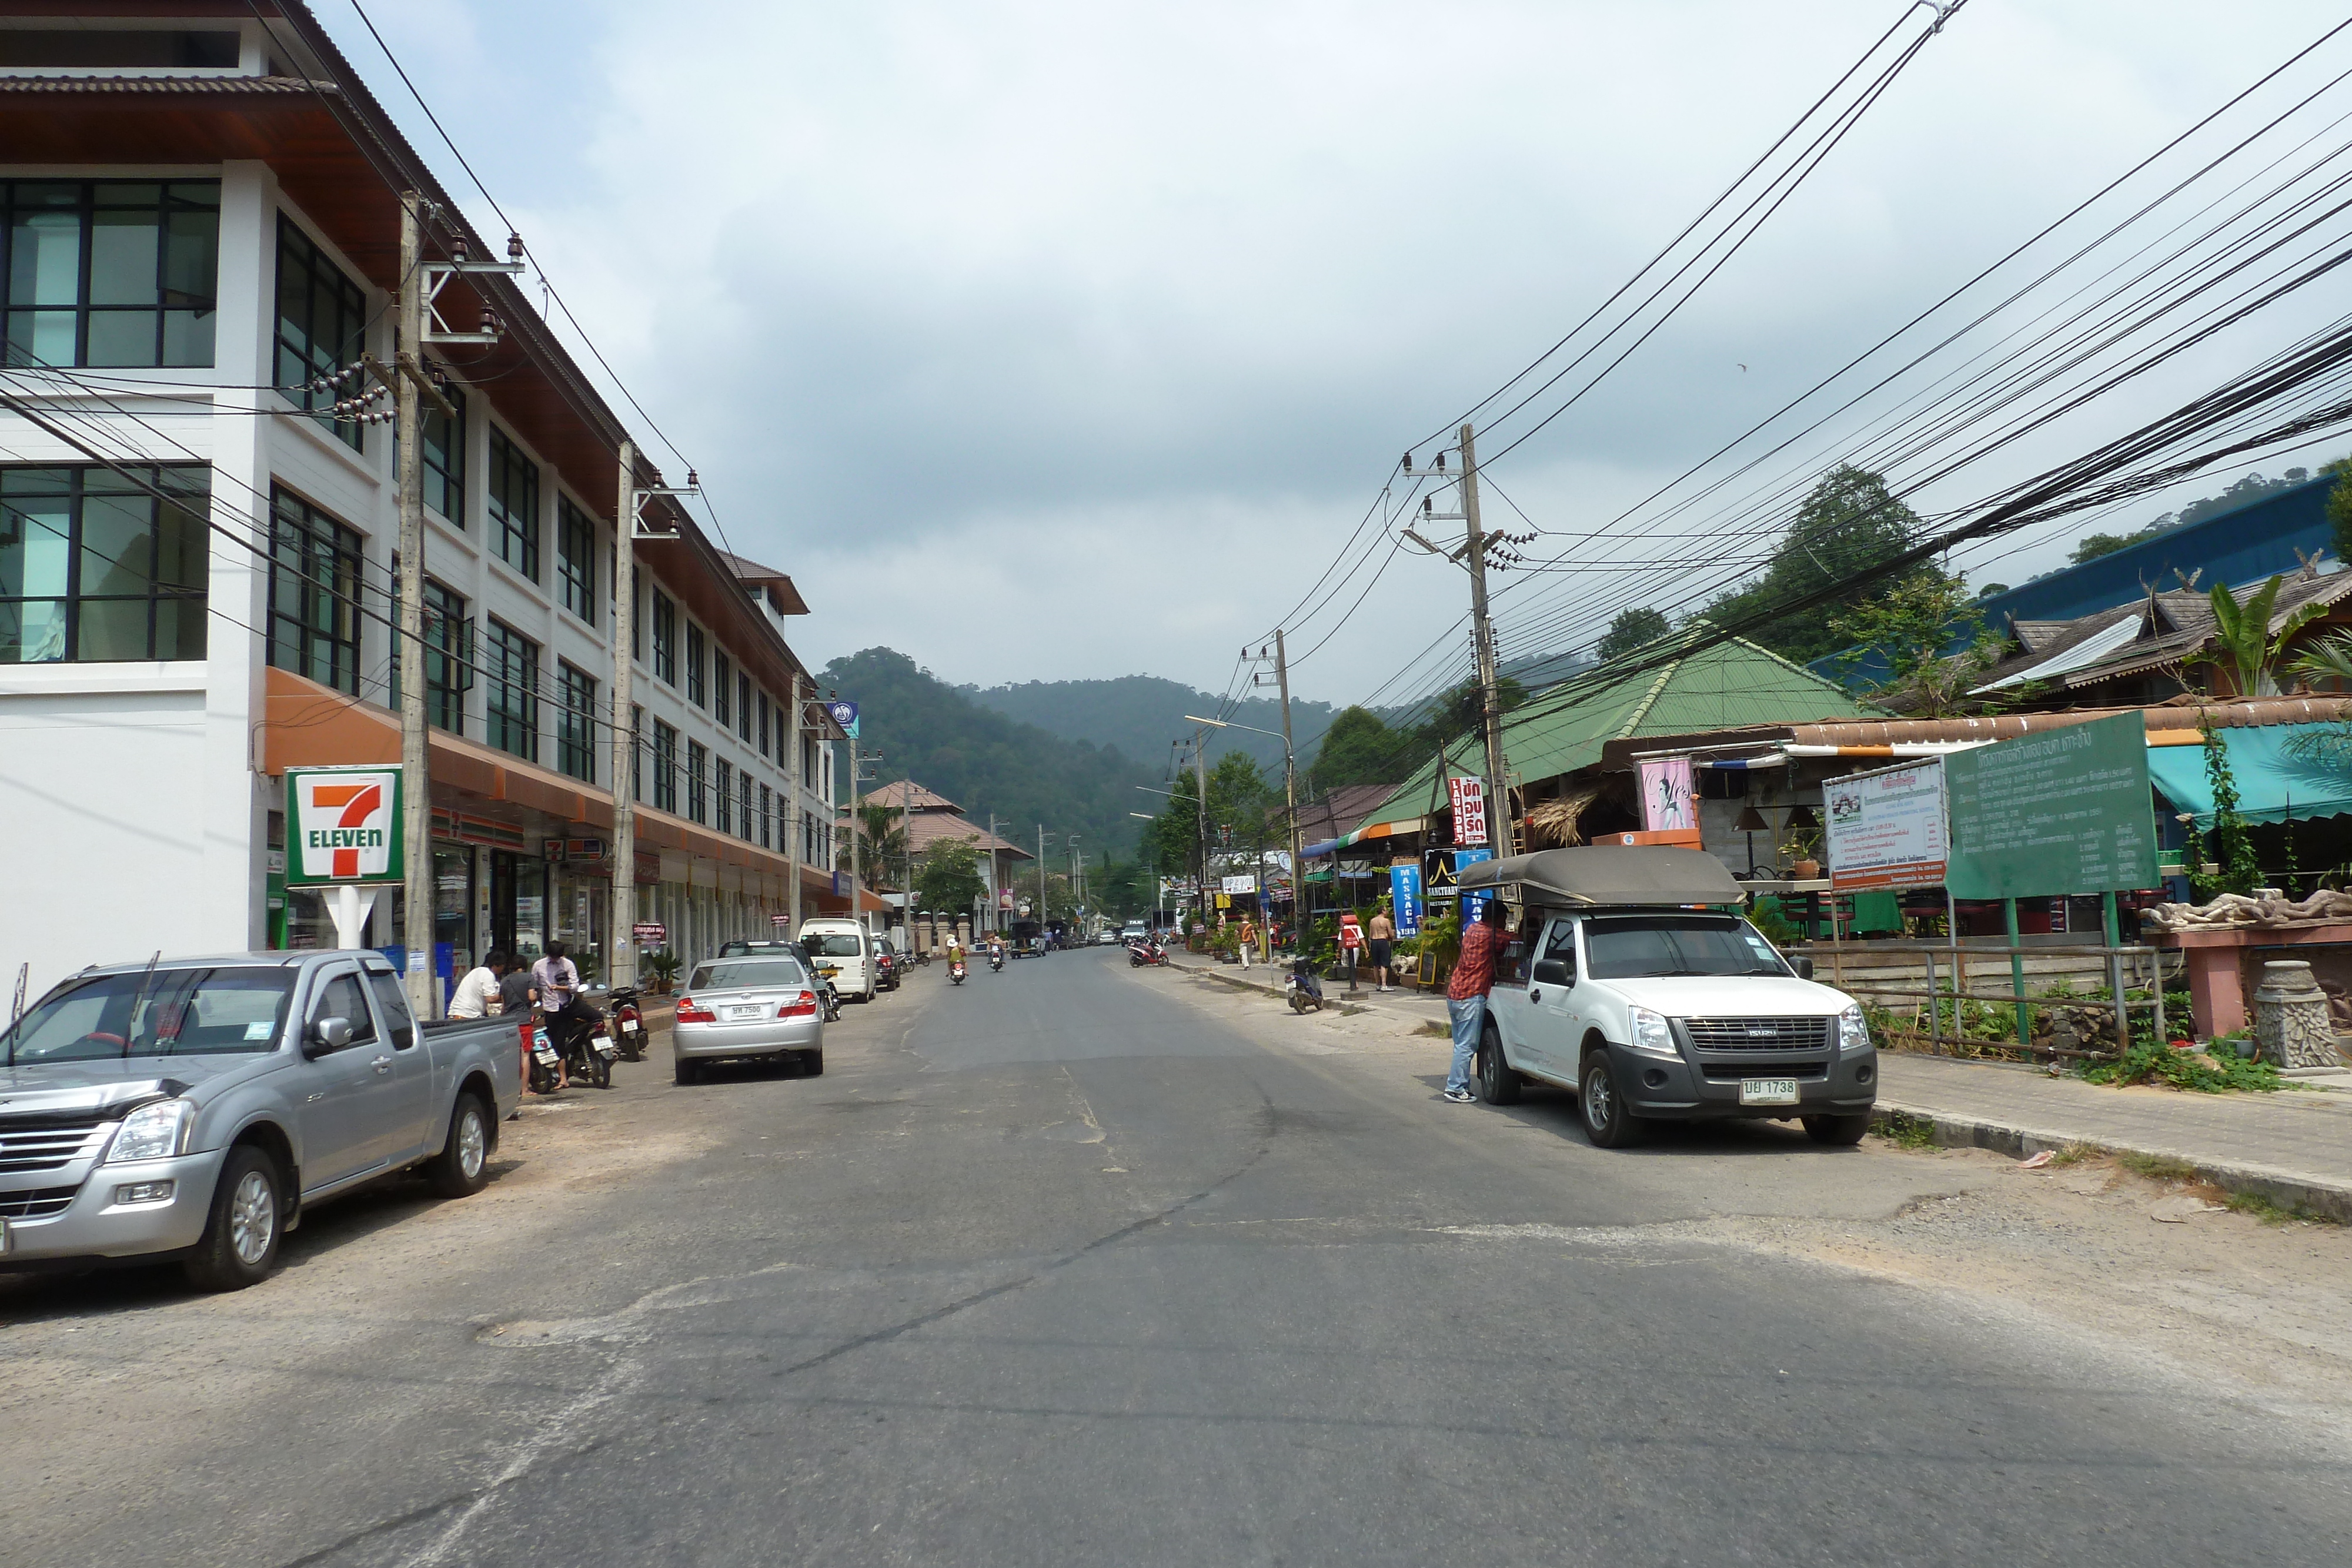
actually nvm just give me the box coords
[1185,714,1301,961]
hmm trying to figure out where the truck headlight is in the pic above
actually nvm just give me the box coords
[1839,1003,1872,1053]
[106,1099,193,1164]
[1627,1007,1680,1059]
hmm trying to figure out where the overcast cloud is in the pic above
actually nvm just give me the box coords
[339,0,2352,707]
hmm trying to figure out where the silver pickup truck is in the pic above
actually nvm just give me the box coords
[0,949,520,1290]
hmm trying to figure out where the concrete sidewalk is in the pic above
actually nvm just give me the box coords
[1167,950,2352,1219]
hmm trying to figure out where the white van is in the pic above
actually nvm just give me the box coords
[797,918,877,1003]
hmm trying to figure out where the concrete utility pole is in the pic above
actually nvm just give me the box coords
[985,813,1005,933]
[1271,630,1304,944]
[1194,728,1210,930]
[1457,423,1515,858]
[393,192,435,1018]
[787,673,803,935]
[610,439,638,988]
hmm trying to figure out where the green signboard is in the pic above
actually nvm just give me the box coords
[1943,713,2158,900]
[285,765,405,885]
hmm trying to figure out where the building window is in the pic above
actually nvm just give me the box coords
[557,661,597,783]
[686,624,706,707]
[265,486,362,691]
[652,720,678,813]
[5,464,208,665]
[484,620,540,763]
[716,758,734,834]
[630,704,644,803]
[556,496,595,625]
[651,588,676,684]
[273,213,365,451]
[686,740,709,824]
[423,380,465,523]
[4,180,219,369]
[486,427,540,580]
[737,672,753,743]
[758,783,771,849]
[388,564,470,733]
[714,651,731,727]
[758,690,770,757]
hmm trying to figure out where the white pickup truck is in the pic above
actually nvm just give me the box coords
[1459,846,1877,1148]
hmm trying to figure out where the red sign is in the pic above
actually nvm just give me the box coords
[632,922,667,945]
[771,913,791,931]
[1448,777,1489,847]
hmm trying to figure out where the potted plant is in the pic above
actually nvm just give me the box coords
[1785,828,1824,881]
[643,948,681,995]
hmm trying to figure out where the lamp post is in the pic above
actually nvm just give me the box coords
[1185,714,1297,964]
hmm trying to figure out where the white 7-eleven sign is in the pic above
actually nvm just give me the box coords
[285,765,406,884]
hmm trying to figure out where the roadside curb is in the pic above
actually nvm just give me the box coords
[1870,1100,2352,1223]
[1163,955,1400,1018]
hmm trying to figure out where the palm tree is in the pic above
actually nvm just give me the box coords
[2196,576,2323,697]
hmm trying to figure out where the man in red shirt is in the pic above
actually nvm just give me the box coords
[1444,899,1508,1102]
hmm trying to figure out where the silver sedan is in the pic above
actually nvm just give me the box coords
[671,956,825,1084]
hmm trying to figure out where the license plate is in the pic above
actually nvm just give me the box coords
[1739,1078,1800,1106]
[595,1041,618,1058]
[727,1004,764,1020]
[621,1019,640,1033]
[533,1048,559,1065]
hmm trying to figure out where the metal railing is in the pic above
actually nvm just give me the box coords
[1805,941,2170,1057]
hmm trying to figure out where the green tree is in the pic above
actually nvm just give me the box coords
[1826,567,2009,717]
[1421,674,1528,750]
[2326,456,2352,565]
[2194,575,2322,697]
[2069,532,2133,564]
[1309,706,1412,788]
[1701,464,1927,664]
[913,838,985,918]
[1595,606,1671,663]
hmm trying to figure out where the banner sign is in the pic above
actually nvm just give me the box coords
[1945,713,2159,900]
[1448,775,1489,846]
[633,922,667,945]
[1455,846,1495,923]
[1222,874,1258,895]
[1389,863,1424,938]
[285,765,403,885]
[1638,757,1695,833]
[826,700,860,738]
[1825,761,1948,891]
[771,913,791,930]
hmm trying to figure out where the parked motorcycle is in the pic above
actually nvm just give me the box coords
[809,960,845,1022]
[528,1008,617,1091]
[606,984,646,1061]
[1284,955,1327,1014]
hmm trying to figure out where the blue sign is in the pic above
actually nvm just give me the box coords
[1389,864,1423,938]
[1455,847,1494,924]
[827,700,860,738]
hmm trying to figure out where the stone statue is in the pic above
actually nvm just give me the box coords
[2141,887,2352,931]
[2254,961,2343,1069]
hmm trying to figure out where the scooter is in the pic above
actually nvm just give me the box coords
[949,958,968,986]
[810,961,845,1022]
[606,984,646,1062]
[529,1008,617,1091]
[1285,955,1326,1014]
[989,950,1004,974]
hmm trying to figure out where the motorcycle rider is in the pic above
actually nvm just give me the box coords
[532,941,602,1090]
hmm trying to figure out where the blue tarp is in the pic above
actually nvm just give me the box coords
[2144,724,2352,828]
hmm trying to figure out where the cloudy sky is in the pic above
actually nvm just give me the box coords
[338,0,2352,707]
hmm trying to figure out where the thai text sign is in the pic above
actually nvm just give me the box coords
[633,922,667,945]
[1945,713,2159,900]
[1222,874,1258,895]
[1389,863,1423,938]
[1449,776,1488,846]
[285,765,403,884]
[1824,761,1947,891]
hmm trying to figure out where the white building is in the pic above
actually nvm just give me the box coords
[0,4,858,1006]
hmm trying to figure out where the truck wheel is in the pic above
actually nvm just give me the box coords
[1803,1113,1870,1146]
[1579,1052,1646,1149]
[674,1055,701,1086]
[425,1092,493,1198]
[183,1145,283,1292]
[1477,1023,1522,1105]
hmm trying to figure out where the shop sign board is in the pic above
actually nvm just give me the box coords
[545,837,607,864]
[285,765,403,885]
[633,921,667,945]
[1455,846,1495,922]
[771,913,791,931]
[1448,776,1489,846]
[826,700,860,738]
[1638,757,1695,832]
[1389,863,1424,938]
[1825,761,1948,891]
[1222,874,1258,895]
[1945,713,2159,900]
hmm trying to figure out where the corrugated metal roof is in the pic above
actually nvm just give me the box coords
[0,74,328,96]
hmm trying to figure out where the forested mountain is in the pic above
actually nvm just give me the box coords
[970,673,1335,779]
[819,648,1160,855]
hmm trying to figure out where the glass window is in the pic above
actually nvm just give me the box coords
[713,651,731,727]
[630,704,644,803]
[4,180,219,369]
[5,464,208,664]
[364,971,416,1048]
[651,587,675,684]
[1,965,292,1065]
[757,782,771,848]
[556,496,595,625]
[422,379,465,523]
[486,428,540,580]
[685,958,807,991]
[686,623,706,706]
[265,487,364,691]
[387,564,470,733]
[557,661,597,783]
[652,720,678,813]
[757,690,770,757]
[737,671,753,742]
[1583,916,1790,980]
[272,213,364,450]
[686,739,709,824]
[309,972,377,1048]
[716,758,734,834]
[484,620,540,763]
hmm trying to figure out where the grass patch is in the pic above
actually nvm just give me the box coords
[1415,1020,1449,1038]
[2048,1142,2103,1168]
[2116,1151,2199,1183]
[1875,1109,1939,1151]
[2080,1037,2283,1094]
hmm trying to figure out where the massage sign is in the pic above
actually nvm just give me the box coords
[284,765,406,885]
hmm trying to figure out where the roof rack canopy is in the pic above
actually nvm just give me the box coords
[1455,845,1746,907]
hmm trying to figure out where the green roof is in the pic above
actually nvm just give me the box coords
[1348,632,1882,840]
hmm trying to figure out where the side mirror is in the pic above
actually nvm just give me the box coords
[1793,957,1815,981]
[307,1016,353,1056]
[1531,958,1571,987]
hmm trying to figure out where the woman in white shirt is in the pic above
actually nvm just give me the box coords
[447,951,510,1019]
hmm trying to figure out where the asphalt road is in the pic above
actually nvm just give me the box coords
[4,948,2348,1566]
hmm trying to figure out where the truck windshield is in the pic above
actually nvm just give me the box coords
[2,967,295,1065]
[1584,916,1790,979]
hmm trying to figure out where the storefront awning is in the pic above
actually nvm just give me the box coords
[2145,723,2352,828]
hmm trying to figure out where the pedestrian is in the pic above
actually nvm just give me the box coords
[1338,910,1365,994]
[1368,904,1395,993]
[498,951,539,1091]
[532,941,603,1092]
[449,950,507,1019]
[1237,915,1255,969]
[1444,898,1508,1103]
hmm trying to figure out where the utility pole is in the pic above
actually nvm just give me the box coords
[393,191,434,1019]
[787,673,804,935]
[985,813,1005,934]
[1246,631,1307,949]
[610,440,638,988]
[1457,422,1515,858]
[1194,728,1210,931]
